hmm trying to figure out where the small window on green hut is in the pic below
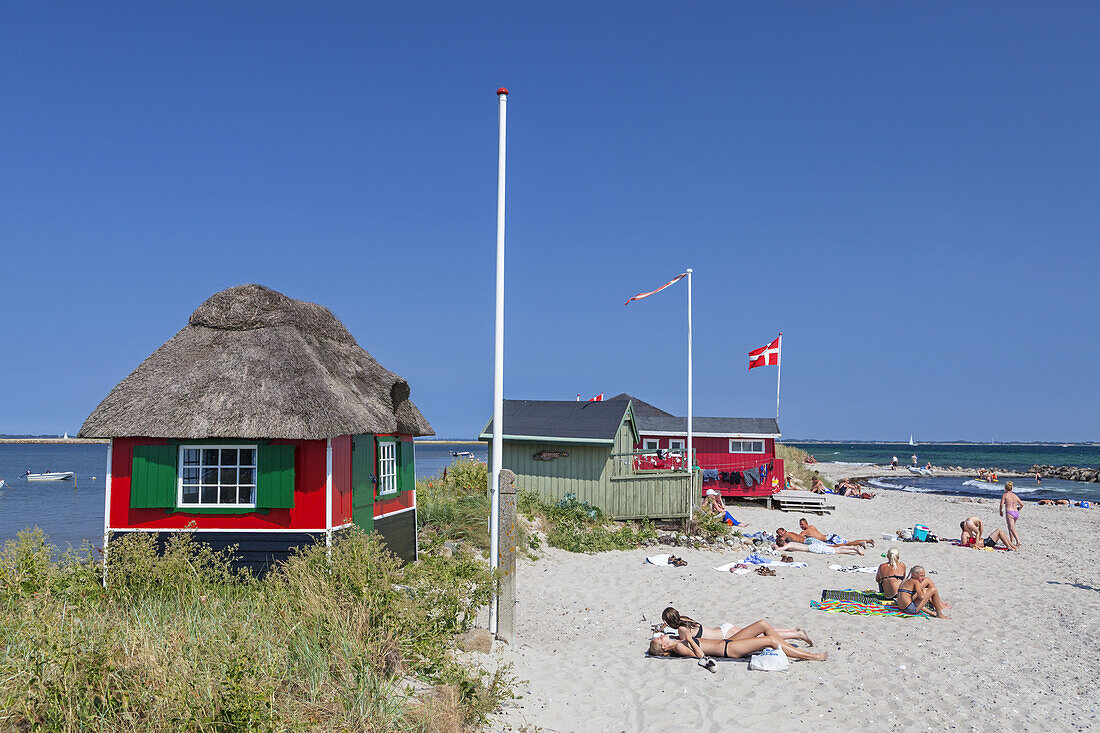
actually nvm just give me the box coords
[180,446,258,507]
[377,440,397,495]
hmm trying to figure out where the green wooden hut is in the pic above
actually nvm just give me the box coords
[478,399,697,520]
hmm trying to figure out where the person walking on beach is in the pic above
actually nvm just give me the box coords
[1000,481,1023,548]
[911,454,918,466]
[891,456,898,470]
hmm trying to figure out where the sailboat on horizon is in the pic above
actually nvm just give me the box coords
[909,434,916,446]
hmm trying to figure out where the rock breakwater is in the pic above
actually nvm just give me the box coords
[1029,465,1100,483]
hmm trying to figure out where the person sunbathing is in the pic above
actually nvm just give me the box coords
[776,527,808,543]
[648,619,827,666]
[963,528,1016,550]
[809,477,830,494]
[893,566,950,618]
[798,518,874,548]
[660,607,812,645]
[776,535,863,555]
[875,548,906,599]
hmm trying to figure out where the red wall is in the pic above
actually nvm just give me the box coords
[635,433,782,497]
[331,435,353,526]
[109,437,328,530]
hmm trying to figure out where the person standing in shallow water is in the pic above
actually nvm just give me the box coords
[1000,481,1023,548]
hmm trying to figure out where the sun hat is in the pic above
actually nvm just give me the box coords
[705,489,719,497]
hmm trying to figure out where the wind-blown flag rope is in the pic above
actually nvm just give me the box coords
[624,273,687,305]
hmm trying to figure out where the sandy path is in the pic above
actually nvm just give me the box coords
[491,486,1100,731]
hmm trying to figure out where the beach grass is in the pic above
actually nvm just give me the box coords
[777,443,834,490]
[0,527,514,732]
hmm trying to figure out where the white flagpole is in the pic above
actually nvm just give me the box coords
[775,332,782,421]
[686,268,693,473]
[489,87,508,635]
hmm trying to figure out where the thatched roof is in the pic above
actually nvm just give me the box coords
[79,284,433,440]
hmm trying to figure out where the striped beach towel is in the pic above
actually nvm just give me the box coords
[810,598,932,618]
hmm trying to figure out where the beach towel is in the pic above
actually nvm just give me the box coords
[713,559,807,572]
[810,598,933,618]
[826,533,846,545]
[949,540,1011,552]
[646,554,673,566]
[829,564,878,574]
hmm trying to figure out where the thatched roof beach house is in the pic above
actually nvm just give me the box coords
[80,284,432,572]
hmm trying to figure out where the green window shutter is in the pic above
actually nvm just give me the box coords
[398,439,415,493]
[256,444,296,509]
[131,444,178,509]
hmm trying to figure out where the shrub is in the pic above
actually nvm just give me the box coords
[0,527,513,731]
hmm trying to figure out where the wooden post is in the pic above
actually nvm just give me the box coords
[496,468,517,644]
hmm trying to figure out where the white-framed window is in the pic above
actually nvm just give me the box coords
[642,439,660,451]
[377,440,398,495]
[668,439,685,451]
[729,439,765,454]
[178,445,257,507]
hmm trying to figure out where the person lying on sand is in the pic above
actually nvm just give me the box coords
[776,527,808,542]
[660,607,812,645]
[875,548,906,600]
[776,535,863,555]
[963,528,1016,550]
[649,619,827,668]
[894,566,950,618]
[798,518,874,548]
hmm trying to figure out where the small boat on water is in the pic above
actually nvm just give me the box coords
[22,470,75,481]
[450,451,475,459]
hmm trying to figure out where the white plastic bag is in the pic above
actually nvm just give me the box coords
[748,647,790,672]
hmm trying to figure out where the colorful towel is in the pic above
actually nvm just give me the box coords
[950,540,1011,552]
[810,598,932,618]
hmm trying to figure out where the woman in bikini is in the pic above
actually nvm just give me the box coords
[648,619,827,667]
[999,481,1023,548]
[875,548,906,599]
[893,566,950,618]
[660,607,813,646]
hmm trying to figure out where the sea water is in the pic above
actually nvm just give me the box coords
[0,442,487,549]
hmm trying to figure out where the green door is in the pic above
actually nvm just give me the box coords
[352,434,375,532]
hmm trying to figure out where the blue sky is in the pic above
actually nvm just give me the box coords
[2,2,1097,441]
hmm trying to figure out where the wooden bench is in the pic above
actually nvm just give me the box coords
[769,490,834,514]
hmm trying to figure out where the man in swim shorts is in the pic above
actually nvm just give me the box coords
[999,481,1023,548]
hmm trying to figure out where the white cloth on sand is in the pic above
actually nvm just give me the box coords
[646,554,672,566]
[829,564,878,573]
[713,560,807,572]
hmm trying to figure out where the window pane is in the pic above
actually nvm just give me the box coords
[238,467,254,485]
[238,486,255,504]
[201,486,218,503]
[202,467,219,484]
[221,449,237,466]
[202,449,219,466]
[182,486,199,504]
[183,449,200,466]
[219,485,236,504]
[238,448,255,466]
[183,468,199,484]
[753,442,763,452]
[220,468,237,485]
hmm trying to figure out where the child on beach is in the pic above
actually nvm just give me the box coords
[1000,482,1023,548]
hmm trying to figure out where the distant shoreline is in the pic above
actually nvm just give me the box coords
[416,439,481,445]
[0,438,108,444]
[787,440,1098,447]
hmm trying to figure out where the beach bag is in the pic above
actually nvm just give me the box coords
[748,647,789,672]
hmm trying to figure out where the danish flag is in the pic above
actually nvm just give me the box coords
[749,335,781,370]
[588,393,604,402]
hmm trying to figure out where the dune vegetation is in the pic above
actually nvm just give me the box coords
[0,527,512,732]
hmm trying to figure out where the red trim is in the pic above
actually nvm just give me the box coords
[331,435,353,526]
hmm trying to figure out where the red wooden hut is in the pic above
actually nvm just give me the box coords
[79,284,433,572]
[608,393,783,499]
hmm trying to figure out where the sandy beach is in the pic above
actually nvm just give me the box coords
[491,466,1100,731]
